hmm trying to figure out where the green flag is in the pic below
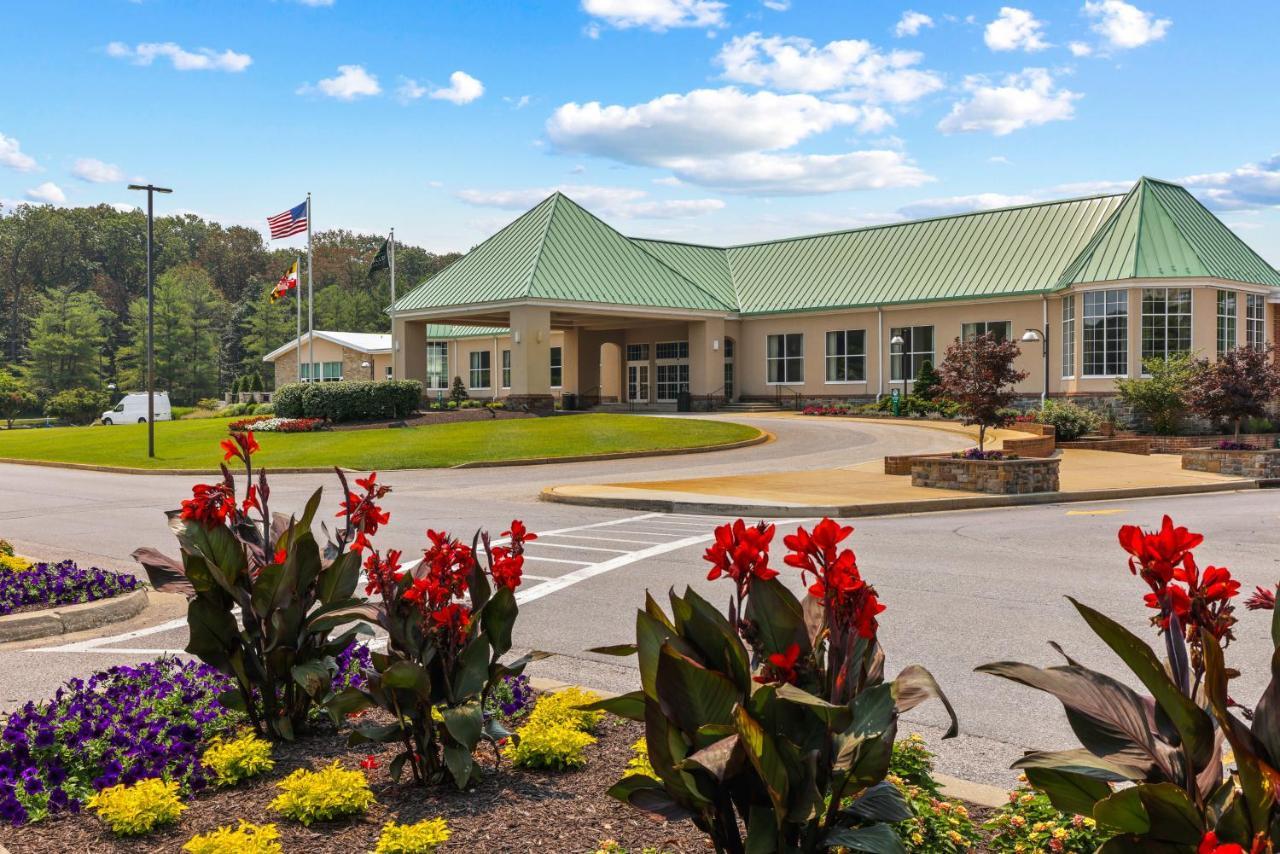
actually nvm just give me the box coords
[368,238,389,277]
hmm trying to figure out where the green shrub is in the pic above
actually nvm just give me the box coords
[88,778,186,836]
[269,761,374,825]
[1116,353,1197,435]
[887,735,983,852]
[46,387,110,425]
[505,688,602,770]
[274,380,421,422]
[1035,399,1100,440]
[375,818,451,853]
[913,359,942,401]
[449,376,468,404]
[202,731,274,786]
[183,821,282,854]
[251,403,274,415]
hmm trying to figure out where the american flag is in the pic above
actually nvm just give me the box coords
[267,200,308,239]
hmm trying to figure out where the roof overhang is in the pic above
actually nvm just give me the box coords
[394,297,731,331]
[262,331,390,362]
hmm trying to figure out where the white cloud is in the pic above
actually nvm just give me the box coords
[581,0,726,31]
[25,182,65,204]
[505,94,532,109]
[1084,0,1170,50]
[716,33,943,103]
[429,71,484,105]
[662,150,932,194]
[762,0,790,10]
[984,7,1049,52]
[397,78,428,101]
[988,155,1011,164]
[109,202,139,213]
[897,179,1132,219]
[106,41,251,72]
[300,64,381,100]
[1068,41,1093,56]
[456,184,725,218]
[0,133,38,172]
[71,158,124,183]
[894,10,934,37]
[937,68,1078,136]
[1180,155,1280,210]
[295,0,334,5]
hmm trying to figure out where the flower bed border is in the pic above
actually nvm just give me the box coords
[1182,447,1280,479]
[910,456,1061,495]
[0,588,148,643]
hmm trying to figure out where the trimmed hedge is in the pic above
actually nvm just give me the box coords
[273,380,421,422]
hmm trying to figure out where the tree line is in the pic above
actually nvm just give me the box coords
[0,203,459,408]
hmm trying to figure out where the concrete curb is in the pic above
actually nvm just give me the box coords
[451,427,771,469]
[0,457,338,476]
[540,479,1258,518]
[526,677,1010,808]
[0,589,149,643]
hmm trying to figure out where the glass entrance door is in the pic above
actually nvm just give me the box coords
[627,364,650,403]
[724,362,734,400]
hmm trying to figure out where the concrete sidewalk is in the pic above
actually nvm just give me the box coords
[543,442,1256,517]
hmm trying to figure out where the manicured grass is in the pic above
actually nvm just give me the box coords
[0,413,760,471]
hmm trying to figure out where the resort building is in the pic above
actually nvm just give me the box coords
[272,178,1280,411]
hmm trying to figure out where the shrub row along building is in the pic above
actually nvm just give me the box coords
[266,178,1280,412]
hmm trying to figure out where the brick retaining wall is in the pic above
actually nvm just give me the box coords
[884,453,949,475]
[1002,435,1055,457]
[911,457,1060,494]
[1182,448,1280,478]
[1059,438,1151,455]
[1145,433,1280,453]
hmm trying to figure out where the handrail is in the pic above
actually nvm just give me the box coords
[704,384,726,411]
[773,384,804,411]
[579,384,602,410]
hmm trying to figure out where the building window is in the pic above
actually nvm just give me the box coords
[1217,291,1238,356]
[889,326,933,382]
[825,329,866,382]
[626,343,649,362]
[1247,293,1266,349]
[655,364,689,401]
[1061,295,1076,378]
[766,333,804,384]
[961,321,1011,342]
[469,350,490,389]
[1141,287,1192,364]
[303,361,342,382]
[426,342,449,390]
[655,341,689,360]
[724,338,734,358]
[501,350,511,388]
[549,346,563,388]
[1083,289,1128,377]
[384,366,393,380]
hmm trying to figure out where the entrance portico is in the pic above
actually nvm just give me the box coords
[393,301,732,412]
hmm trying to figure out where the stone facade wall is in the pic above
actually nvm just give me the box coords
[1058,437,1151,455]
[1181,449,1280,479]
[911,457,1061,494]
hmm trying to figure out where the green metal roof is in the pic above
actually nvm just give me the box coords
[396,180,1280,319]
[1057,177,1280,287]
[426,324,508,339]
[394,193,732,313]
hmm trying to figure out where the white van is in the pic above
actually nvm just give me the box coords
[101,392,172,425]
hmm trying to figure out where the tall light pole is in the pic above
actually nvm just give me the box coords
[1021,328,1050,405]
[890,334,906,406]
[128,183,172,458]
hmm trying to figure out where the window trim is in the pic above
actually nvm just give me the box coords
[888,325,935,383]
[655,340,689,362]
[425,341,450,390]
[549,346,563,389]
[824,328,867,385]
[1246,293,1267,349]
[1217,290,1238,356]
[468,350,491,390]
[501,349,511,389]
[1140,286,1193,372]
[765,332,805,385]
[1082,288,1129,378]
[1061,294,1076,380]
[960,320,1012,343]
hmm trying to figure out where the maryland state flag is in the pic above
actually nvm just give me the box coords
[270,259,299,303]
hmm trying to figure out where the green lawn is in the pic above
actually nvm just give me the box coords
[0,414,760,471]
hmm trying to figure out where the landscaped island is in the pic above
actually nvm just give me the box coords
[0,413,760,471]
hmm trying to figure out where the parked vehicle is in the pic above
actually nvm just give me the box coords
[101,392,172,425]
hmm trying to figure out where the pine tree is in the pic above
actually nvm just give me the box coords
[24,289,110,393]
[450,375,469,404]
[913,359,942,401]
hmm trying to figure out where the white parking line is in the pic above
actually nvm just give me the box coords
[525,541,629,554]
[522,555,592,566]
[540,533,660,545]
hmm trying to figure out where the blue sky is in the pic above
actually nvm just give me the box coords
[3,0,1279,263]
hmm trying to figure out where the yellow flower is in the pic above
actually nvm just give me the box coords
[88,778,186,836]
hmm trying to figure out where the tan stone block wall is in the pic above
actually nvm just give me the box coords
[911,457,1060,494]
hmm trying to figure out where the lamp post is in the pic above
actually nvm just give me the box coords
[361,360,374,381]
[128,183,172,458]
[1021,327,1050,405]
[890,334,906,404]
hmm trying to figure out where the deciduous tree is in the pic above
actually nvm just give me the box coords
[1188,344,1280,442]
[938,332,1028,452]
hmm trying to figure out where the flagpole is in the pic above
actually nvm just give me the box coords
[306,192,314,382]
[389,227,396,380]
[295,255,302,383]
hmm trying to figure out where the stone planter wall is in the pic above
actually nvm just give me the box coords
[1181,448,1280,479]
[911,456,1061,494]
[1147,433,1280,454]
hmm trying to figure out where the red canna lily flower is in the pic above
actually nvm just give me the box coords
[703,519,777,589]
[754,642,802,685]
[359,755,379,770]
[242,484,262,515]
[1118,515,1204,590]
[220,431,259,464]
[503,520,537,545]
[180,482,236,528]
[1246,585,1276,611]
[1198,831,1245,854]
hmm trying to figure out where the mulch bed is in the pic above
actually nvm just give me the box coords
[2,716,709,854]
[329,409,535,431]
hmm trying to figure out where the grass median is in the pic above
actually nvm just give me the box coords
[0,413,761,471]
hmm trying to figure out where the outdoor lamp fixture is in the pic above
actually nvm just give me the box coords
[1020,327,1050,404]
[128,182,173,458]
[890,334,906,401]
[362,360,373,380]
